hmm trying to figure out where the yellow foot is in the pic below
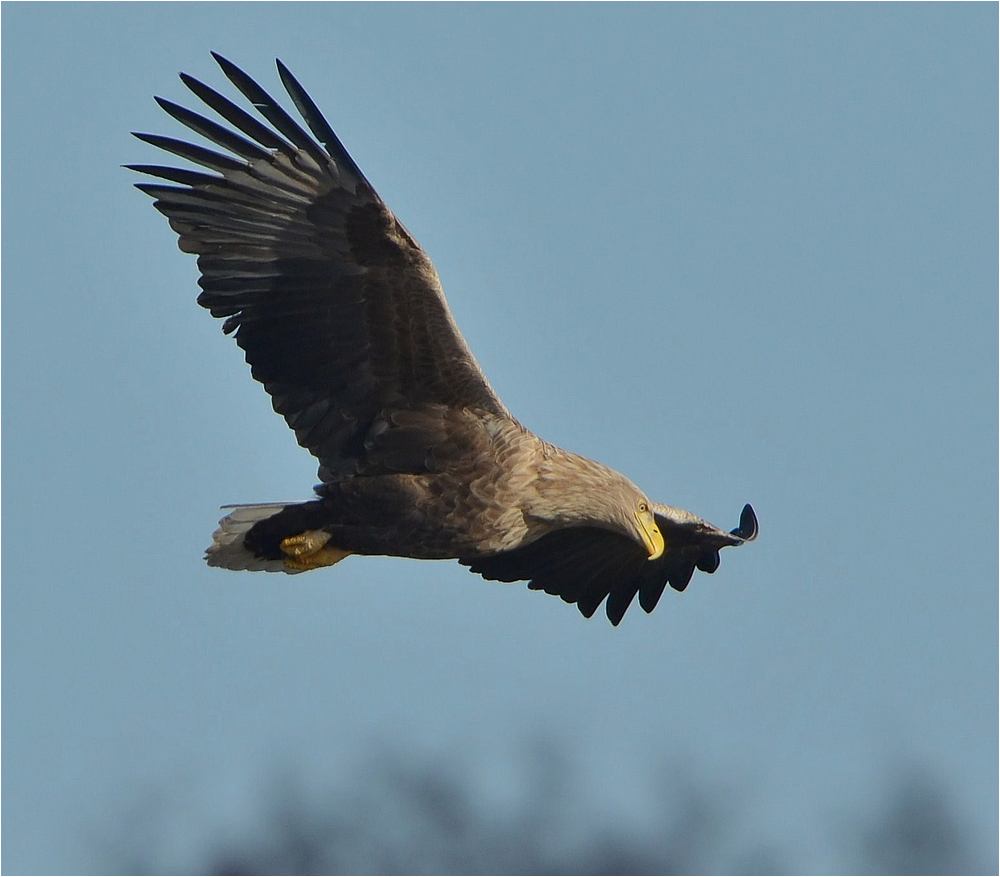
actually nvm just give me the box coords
[280,530,352,571]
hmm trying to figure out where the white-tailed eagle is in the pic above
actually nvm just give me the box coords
[130,54,757,625]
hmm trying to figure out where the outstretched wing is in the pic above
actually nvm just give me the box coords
[463,504,758,625]
[130,54,507,482]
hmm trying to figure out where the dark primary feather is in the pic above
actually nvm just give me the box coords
[464,505,758,625]
[132,132,246,175]
[154,96,273,163]
[274,59,368,182]
[211,51,332,168]
[131,54,507,483]
[179,73,292,155]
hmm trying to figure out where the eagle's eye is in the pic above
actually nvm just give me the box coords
[638,502,649,514]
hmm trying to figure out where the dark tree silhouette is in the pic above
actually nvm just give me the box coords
[106,746,991,876]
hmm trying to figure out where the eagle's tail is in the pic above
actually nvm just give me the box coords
[206,503,302,573]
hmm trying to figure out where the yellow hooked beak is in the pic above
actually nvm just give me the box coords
[634,505,665,560]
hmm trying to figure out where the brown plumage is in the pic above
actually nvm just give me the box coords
[131,54,757,624]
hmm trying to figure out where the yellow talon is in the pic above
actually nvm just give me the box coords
[281,530,330,558]
[280,530,352,570]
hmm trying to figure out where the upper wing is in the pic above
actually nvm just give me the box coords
[463,504,758,625]
[130,54,507,481]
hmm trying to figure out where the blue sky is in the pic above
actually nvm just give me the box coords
[3,4,996,872]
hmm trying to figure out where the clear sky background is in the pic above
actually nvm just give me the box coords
[3,4,996,873]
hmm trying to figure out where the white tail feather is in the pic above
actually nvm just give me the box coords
[205,503,302,573]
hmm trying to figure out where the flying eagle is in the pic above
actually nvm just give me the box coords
[130,54,757,625]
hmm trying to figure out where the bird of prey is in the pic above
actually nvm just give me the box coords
[130,54,757,625]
